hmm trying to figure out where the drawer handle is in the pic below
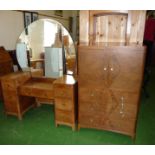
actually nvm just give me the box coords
[120,96,125,118]
[110,67,114,71]
[103,67,107,71]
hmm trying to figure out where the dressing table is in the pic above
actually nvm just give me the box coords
[1,19,77,130]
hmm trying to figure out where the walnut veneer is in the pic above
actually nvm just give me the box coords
[53,75,77,130]
[19,77,56,106]
[78,45,146,138]
[1,72,35,120]
[78,10,146,138]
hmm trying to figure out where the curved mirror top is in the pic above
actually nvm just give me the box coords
[16,18,76,78]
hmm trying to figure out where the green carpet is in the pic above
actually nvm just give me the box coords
[0,68,155,144]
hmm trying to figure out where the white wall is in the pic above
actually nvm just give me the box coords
[0,11,24,50]
[0,10,78,50]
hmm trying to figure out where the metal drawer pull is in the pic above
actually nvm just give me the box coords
[120,96,125,118]
[104,67,107,71]
[110,68,114,71]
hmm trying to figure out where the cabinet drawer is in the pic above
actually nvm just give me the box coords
[3,94,18,103]
[105,118,136,135]
[4,100,18,113]
[15,76,30,87]
[55,98,73,111]
[79,113,105,128]
[19,87,32,96]
[79,88,104,102]
[107,103,138,120]
[54,85,73,98]
[30,89,53,99]
[2,81,15,90]
[55,110,73,123]
[79,113,135,134]
[79,100,106,115]
[3,90,18,100]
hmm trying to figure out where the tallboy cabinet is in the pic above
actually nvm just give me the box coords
[78,10,146,138]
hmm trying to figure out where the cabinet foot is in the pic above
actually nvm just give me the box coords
[55,123,58,127]
[77,124,80,131]
[131,134,136,141]
[18,115,22,120]
[72,125,76,131]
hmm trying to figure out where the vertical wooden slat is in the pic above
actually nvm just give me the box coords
[89,11,94,44]
[79,11,89,43]
[127,10,146,45]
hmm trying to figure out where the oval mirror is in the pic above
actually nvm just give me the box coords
[16,18,76,78]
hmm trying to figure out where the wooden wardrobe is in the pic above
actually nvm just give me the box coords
[78,10,146,138]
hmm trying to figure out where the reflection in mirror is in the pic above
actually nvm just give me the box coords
[16,19,76,78]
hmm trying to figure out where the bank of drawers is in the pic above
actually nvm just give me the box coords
[54,76,77,130]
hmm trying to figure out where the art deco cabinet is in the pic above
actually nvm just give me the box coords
[78,10,146,138]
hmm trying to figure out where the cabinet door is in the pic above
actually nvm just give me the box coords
[107,46,145,92]
[78,48,109,88]
[103,90,139,135]
[79,88,112,129]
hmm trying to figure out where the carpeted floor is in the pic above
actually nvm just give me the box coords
[0,68,155,144]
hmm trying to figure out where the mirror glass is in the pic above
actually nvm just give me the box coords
[16,18,76,78]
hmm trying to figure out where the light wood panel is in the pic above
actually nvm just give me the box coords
[79,10,146,45]
[95,15,127,42]
[126,10,146,45]
[79,11,89,43]
[78,45,146,138]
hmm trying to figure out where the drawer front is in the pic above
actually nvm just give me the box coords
[2,81,16,90]
[107,103,138,120]
[79,87,104,103]
[55,98,73,111]
[54,85,73,98]
[4,100,19,113]
[55,110,74,123]
[79,113,135,135]
[79,113,105,129]
[15,76,30,87]
[79,89,139,120]
[3,90,18,101]
[79,100,106,115]
[19,87,32,96]
[104,118,136,135]
[106,90,139,120]
[30,89,53,99]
